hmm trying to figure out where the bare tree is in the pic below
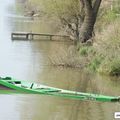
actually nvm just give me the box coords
[43,0,102,43]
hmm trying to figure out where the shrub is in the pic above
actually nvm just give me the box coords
[98,58,120,76]
[88,55,103,71]
[110,59,120,76]
[79,47,88,56]
[79,46,96,56]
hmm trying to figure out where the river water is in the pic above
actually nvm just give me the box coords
[0,0,120,120]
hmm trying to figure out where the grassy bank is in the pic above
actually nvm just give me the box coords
[94,18,120,76]
[49,8,120,76]
[92,2,120,76]
[48,1,120,76]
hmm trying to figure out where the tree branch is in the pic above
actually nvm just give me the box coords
[60,17,76,32]
[84,0,92,10]
[79,0,85,22]
[93,0,102,15]
[80,0,84,13]
[83,0,93,16]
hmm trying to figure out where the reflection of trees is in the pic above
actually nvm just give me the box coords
[68,72,104,120]
[67,74,120,120]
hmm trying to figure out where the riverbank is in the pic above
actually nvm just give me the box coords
[49,1,120,76]
[81,3,120,76]
[22,0,120,76]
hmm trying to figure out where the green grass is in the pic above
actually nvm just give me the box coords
[88,55,103,72]
[98,58,120,76]
[110,59,120,76]
[79,47,88,56]
[103,10,117,22]
[79,46,96,56]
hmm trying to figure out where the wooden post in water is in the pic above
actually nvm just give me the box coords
[50,35,52,40]
[28,33,33,40]
[11,33,13,40]
[26,34,29,40]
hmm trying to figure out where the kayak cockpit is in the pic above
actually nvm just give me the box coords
[8,81,21,85]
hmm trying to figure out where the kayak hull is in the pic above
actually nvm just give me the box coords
[0,77,119,102]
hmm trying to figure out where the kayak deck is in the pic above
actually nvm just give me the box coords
[0,77,120,102]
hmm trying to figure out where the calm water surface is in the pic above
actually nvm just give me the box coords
[0,0,120,120]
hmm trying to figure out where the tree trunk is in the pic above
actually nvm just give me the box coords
[79,0,102,43]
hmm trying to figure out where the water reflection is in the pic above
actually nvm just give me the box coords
[0,0,120,120]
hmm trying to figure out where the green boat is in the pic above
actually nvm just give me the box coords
[0,77,120,102]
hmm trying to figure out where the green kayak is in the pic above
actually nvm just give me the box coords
[0,77,120,102]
